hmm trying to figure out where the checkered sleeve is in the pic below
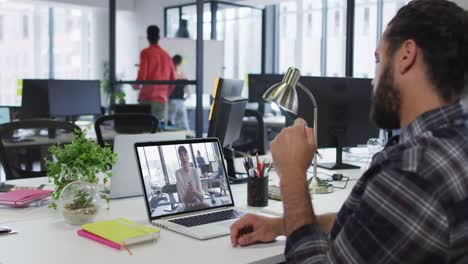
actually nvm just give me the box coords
[285,165,449,263]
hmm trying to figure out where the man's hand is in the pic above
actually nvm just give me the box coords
[271,118,317,236]
[230,214,284,247]
[270,118,316,183]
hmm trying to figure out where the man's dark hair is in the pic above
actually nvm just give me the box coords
[385,0,468,100]
[178,146,188,156]
[173,54,183,66]
[147,25,160,44]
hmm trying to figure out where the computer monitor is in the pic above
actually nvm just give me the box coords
[209,97,248,182]
[298,76,379,169]
[21,79,50,119]
[48,80,101,117]
[248,74,282,103]
[208,78,244,137]
[0,106,11,124]
[248,74,379,170]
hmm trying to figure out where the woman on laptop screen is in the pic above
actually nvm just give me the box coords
[175,146,205,209]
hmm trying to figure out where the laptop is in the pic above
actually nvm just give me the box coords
[134,138,245,240]
[110,132,186,199]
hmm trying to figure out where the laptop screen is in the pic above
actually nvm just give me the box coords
[135,138,235,220]
[0,107,11,124]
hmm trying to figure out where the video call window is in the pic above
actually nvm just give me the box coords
[137,142,233,217]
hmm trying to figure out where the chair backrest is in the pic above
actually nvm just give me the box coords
[94,113,159,147]
[0,119,81,180]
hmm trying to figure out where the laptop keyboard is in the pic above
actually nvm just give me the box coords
[169,209,244,227]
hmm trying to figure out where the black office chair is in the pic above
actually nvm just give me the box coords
[233,109,267,155]
[161,184,179,212]
[94,113,159,148]
[0,119,81,180]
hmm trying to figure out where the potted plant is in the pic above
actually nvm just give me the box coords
[46,130,117,211]
[60,181,100,225]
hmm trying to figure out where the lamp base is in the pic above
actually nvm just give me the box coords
[309,177,333,194]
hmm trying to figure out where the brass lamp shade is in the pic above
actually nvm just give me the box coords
[262,67,301,114]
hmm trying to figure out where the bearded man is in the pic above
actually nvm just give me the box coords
[230,0,468,263]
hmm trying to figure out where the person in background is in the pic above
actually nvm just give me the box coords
[134,25,175,123]
[175,146,204,208]
[195,150,206,167]
[230,0,468,263]
[168,54,189,130]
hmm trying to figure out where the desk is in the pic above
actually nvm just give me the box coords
[0,149,369,264]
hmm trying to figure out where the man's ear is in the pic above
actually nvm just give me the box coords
[397,39,417,74]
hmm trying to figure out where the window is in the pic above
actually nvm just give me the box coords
[326,0,346,77]
[363,7,370,35]
[278,1,297,74]
[53,7,94,79]
[23,15,28,39]
[0,15,4,41]
[278,0,346,77]
[302,0,323,76]
[353,0,377,78]
[0,2,99,106]
[353,0,408,78]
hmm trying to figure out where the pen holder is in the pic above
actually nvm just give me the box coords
[247,176,269,207]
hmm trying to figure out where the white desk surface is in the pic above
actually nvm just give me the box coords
[0,149,370,264]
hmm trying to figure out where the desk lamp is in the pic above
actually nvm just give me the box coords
[262,67,333,194]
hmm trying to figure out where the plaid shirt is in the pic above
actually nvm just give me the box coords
[285,102,468,263]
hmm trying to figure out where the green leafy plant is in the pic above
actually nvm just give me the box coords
[68,189,93,210]
[46,130,117,209]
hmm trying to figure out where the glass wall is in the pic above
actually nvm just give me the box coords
[0,1,102,106]
[164,2,262,80]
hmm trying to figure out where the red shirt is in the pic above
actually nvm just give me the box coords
[136,44,175,103]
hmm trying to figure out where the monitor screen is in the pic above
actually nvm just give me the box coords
[208,78,244,137]
[135,139,234,219]
[21,79,50,119]
[210,97,247,147]
[48,80,101,117]
[248,74,282,103]
[0,107,11,124]
[298,76,379,149]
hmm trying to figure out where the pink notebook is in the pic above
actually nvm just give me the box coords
[0,189,52,207]
[77,230,121,250]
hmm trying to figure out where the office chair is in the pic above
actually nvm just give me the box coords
[161,184,179,212]
[0,119,81,180]
[94,113,159,147]
[233,109,267,155]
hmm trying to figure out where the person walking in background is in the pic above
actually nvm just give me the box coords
[134,25,175,123]
[195,150,206,167]
[168,54,189,130]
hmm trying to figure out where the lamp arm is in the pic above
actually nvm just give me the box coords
[297,82,317,109]
[297,82,318,191]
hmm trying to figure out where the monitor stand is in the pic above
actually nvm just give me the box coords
[317,130,360,170]
[223,147,247,184]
